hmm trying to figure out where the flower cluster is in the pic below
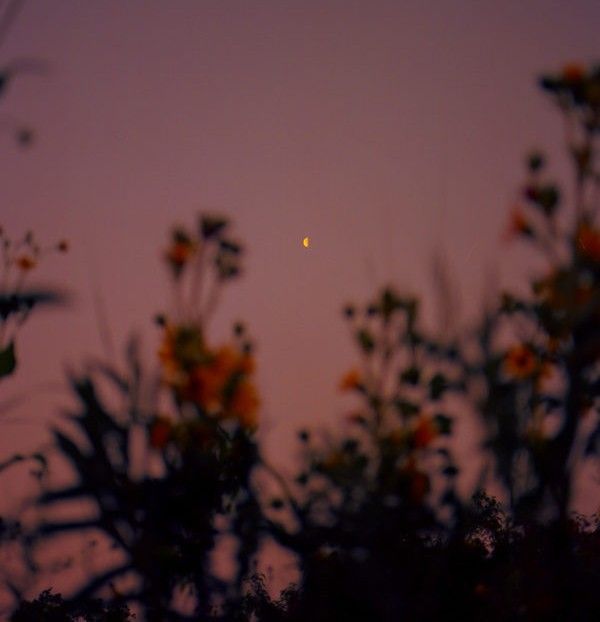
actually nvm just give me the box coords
[156,215,259,432]
[540,63,600,125]
[1,226,68,281]
[157,323,259,430]
[292,287,459,518]
[164,215,242,284]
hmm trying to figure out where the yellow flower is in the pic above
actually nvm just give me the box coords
[504,344,537,380]
[339,368,362,392]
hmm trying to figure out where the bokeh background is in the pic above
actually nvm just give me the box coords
[1,0,600,522]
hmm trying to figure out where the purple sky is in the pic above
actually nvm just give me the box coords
[1,0,600,517]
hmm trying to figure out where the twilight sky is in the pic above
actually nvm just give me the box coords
[1,0,600,514]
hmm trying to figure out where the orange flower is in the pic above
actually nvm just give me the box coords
[399,457,430,504]
[577,223,600,262]
[504,207,532,240]
[213,345,239,376]
[534,360,555,391]
[410,470,430,504]
[230,379,260,429]
[504,344,537,380]
[149,417,172,449]
[322,449,345,471]
[191,365,224,412]
[562,63,585,83]
[239,353,255,375]
[413,416,439,449]
[157,326,188,387]
[16,255,36,271]
[158,326,259,425]
[339,368,362,391]
[165,240,195,268]
[158,327,175,365]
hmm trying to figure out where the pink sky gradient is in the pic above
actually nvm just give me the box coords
[1,0,600,524]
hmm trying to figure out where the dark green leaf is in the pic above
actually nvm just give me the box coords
[400,366,420,385]
[356,329,375,354]
[200,215,228,239]
[0,342,16,378]
[394,399,419,417]
[434,414,453,435]
[429,373,447,400]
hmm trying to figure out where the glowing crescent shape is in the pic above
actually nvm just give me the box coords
[302,236,310,248]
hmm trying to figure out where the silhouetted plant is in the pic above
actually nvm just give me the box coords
[34,217,261,621]
[460,63,600,524]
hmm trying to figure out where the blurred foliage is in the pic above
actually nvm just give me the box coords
[0,227,68,381]
[3,62,600,621]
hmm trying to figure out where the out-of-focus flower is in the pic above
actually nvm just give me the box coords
[149,417,172,449]
[165,240,195,269]
[399,457,430,504]
[158,325,195,388]
[534,360,556,391]
[16,255,36,271]
[339,368,362,392]
[577,222,600,262]
[239,353,255,375]
[321,449,345,472]
[562,63,586,83]
[534,271,563,308]
[505,207,533,240]
[213,345,239,376]
[158,322,259,430]
[504,344,538,380]
[409,470,430,504]
[413,416,439,449]
[191,365,223,412]
[388,427,407,448]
